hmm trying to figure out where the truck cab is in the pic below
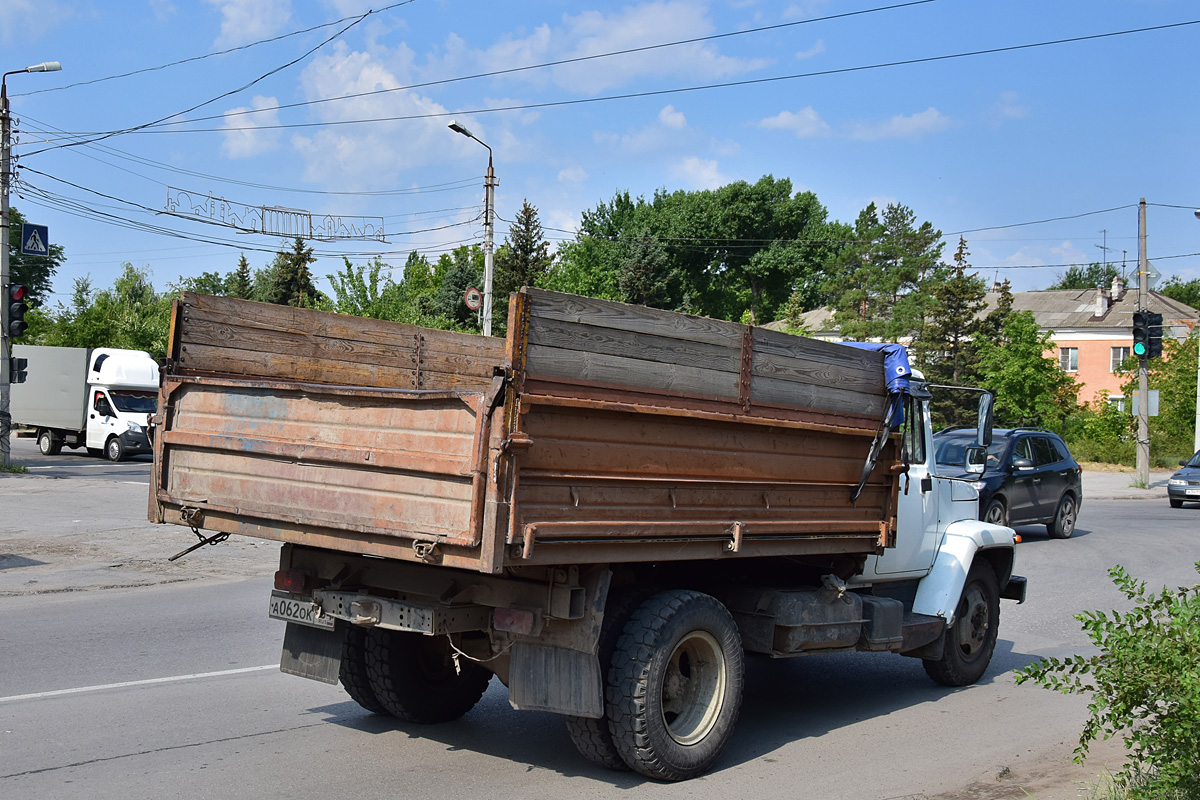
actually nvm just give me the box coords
[84,349,159,461]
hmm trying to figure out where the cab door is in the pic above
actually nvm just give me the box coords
[873,395,941,577]
[86,391,116,449]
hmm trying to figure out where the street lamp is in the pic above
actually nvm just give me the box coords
[2,60,61,467]
[447,120,496,337]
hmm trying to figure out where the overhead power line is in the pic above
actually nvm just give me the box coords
[12,0,421,98]
[34,18,1197,141]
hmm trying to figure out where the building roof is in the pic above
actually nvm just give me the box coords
[783,283,1200,337]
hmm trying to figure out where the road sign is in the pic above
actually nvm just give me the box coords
[464,287,483,310]
[1141,260,1161,291]
[20,223,49,256]
[1131,389,1159,417]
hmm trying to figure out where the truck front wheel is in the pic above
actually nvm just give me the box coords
[605,590,744,782]
[105,437,125,462]
[38,430,61,456]
[364,628,490,724]
[923,561,1000,687]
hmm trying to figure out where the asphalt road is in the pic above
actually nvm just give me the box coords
[1,451,1197,799]
[7,433,152,482]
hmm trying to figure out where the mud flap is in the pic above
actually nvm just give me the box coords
[508,642,603,718]
[280,621,345,685]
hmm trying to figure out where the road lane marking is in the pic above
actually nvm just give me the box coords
[0,664,277,703]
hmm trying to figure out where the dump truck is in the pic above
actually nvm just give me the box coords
[12,345,159,461]
[150,288,1025,781]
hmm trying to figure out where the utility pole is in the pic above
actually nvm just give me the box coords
[1,61,60,467]
[447,121,496,337]
[1136,199,1150,487]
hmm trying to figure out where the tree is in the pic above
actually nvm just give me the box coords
[1048,262,1121,290]
[494,200,553,331]
[1159,275,1200,310]
[265,237,323,307]
[434,245,484,330]
[7,206,64,308]
[975,310,1080,428]
[327,256,400,320]
[33,265,172,360]
[823,203,945,343]
[227,254,253,299]
[172,270,227,295]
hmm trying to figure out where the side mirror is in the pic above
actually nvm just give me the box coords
[1012,457,1034,471]
[976,393,994,448]
[964,445,987,474]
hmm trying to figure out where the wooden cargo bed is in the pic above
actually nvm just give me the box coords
[152,289,899,573]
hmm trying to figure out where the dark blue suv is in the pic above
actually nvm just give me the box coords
[933,427,1083,539]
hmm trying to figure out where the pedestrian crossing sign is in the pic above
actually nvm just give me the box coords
[20,223,49,256]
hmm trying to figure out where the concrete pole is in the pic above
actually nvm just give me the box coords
[1,81,12,468]
[1137,198,1150,486]
[1194,211,1200,455]
[482,155,495,338]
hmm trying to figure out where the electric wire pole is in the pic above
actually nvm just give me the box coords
[1136,199,1150,487]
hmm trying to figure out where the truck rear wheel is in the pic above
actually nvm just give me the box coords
[339,625,388,715]
[564,589,648,771]
[364,628,490,724]
[38,430,61,456]
[923,561,1000,687]
[605,590,744,782]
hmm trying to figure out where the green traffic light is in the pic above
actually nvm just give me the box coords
[1133,341,1147,356]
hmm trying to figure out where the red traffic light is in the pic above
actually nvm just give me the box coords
[8,284,26,302]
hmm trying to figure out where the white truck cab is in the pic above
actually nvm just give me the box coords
[11,345,159,461]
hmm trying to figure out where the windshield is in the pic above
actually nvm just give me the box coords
[1187,451,1200,469]
[934,435,1006,471]
[109,390,157,414]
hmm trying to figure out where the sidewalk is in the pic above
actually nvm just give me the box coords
[1082,467,1174,501]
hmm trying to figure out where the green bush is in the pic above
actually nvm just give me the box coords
[1067,437,1136,466]
[1015,563,1200,799]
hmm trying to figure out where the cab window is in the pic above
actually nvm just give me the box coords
[903,397,927,465]
[1011,438,1034,464]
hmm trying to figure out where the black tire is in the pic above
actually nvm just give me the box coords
[1169,498,1183,509]
[38,430,61,456]
[923,561,1000,687]
[982,498,1007,526]
[564,589,648,771]
[1046,494,1077,539]
[105,436,125,462]
[339,625,388,715]
[606,590,745,782]
[364,628,490,724]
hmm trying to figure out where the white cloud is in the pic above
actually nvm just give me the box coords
[658,105,687,129]
[206,0,292,48]
[759,107,830,138]
[221,95,282,158]
[847,107,950,141]
[290,44,461,190]
[426,3,769,96]
[557,166,588,183]
[672,157,728,190]
[795,40,825,60]
[991,90,1030,121]
[0,0,72,43]
[149,0,177,21]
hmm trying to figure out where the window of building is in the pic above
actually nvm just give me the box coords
[1111,346,1131,372]
[1059,347,1079,372]
[1109,396,1127,412]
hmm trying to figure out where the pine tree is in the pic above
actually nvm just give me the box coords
[266,237,322,307]
[227,254,253,299]
[494,200,552,331]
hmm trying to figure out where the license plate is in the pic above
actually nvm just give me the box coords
[1187,488,1200,496]
[269,590,336,629]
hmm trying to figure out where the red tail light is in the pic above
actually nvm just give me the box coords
[274,569,312,594]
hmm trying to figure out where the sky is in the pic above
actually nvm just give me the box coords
[2,0,1198,311]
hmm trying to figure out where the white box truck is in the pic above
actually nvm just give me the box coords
[11,345,159,461]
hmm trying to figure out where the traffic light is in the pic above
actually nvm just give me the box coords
[9,356,27,384]
[7,284,29,337]
[1146,312,1164,359]
[1132,310,1149,359]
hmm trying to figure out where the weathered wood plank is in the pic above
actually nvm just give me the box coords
[180,292,504,366]
[526,344,740,398]
[524,288,743,349]
[751,373,886,418]
[752,328,884,397]
[181,317,496,382]
[527,317,741,374]
[178,343,496,391]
